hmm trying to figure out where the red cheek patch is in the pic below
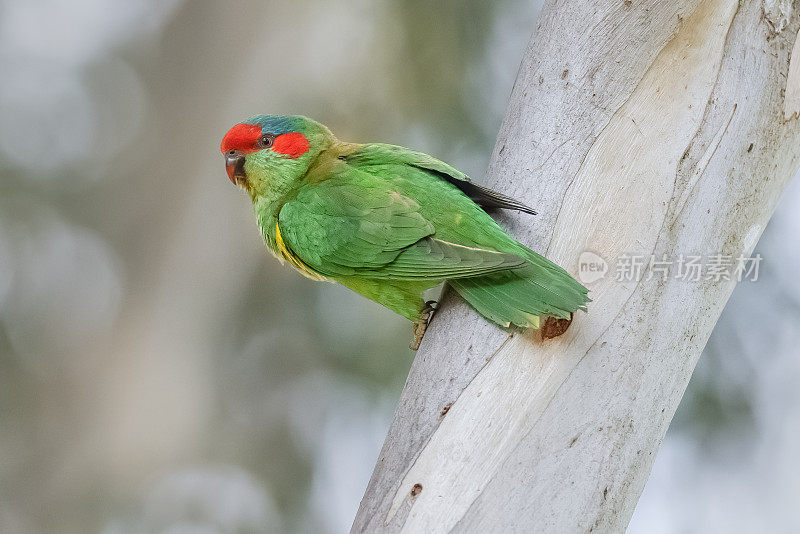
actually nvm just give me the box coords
[272,132,310,159]
[221,123,262,154]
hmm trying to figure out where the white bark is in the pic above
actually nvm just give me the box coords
[353,0,800,532]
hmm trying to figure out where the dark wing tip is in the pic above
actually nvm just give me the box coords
[442,178,538,216]
[507,202,537,215]
[482,196,538,216]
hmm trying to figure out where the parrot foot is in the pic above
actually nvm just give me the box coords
[410,301,438,351]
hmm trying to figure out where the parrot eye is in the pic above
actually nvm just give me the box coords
[257,134,275,149]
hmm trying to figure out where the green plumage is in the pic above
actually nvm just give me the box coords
[225,115,589,332]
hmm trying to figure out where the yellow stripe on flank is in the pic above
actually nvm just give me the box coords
[275,222,327,281]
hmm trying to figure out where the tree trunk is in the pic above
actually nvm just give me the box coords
[352,0,800,532]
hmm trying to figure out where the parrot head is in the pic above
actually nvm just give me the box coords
[220,115,333,199]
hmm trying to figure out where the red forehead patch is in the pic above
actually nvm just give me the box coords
[220,123,262,154]
[221,124,310,158]
[273,132,310,159]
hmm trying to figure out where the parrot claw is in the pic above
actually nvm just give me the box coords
[410,301,438,351]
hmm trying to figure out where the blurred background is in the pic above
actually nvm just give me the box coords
[0,1,798,532]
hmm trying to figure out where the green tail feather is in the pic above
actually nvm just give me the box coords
[450,250,589,329]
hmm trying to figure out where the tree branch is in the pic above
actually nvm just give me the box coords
[353,0,800,531]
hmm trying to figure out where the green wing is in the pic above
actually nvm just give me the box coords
[343,143,537,214]
[278,171,527,281]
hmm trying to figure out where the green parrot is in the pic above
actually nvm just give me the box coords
[221,115,589,349]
